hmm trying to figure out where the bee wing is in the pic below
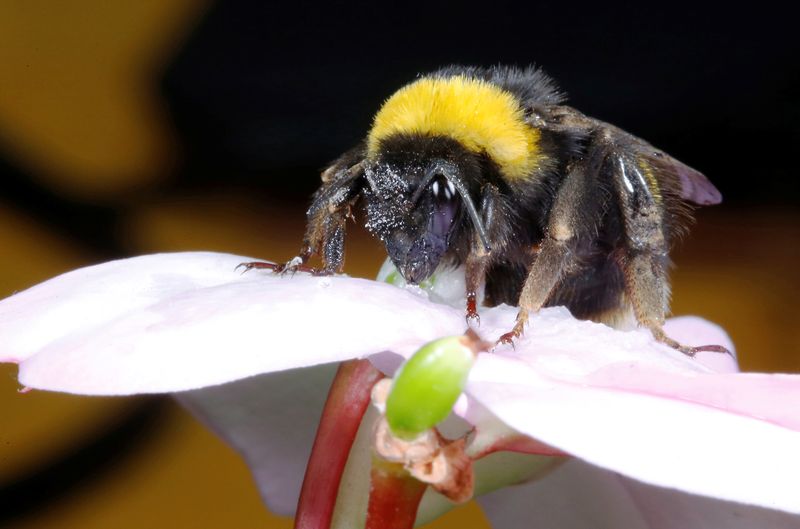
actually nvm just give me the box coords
[639,148,722,206]
[551,110,721,206]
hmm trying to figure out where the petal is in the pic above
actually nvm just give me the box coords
[477,306,721,380]
[0,251,248,364]
[477,459,650,529]
[618,474,800,529]
[176,363,338,516]
[465,350,800,513]
[477,459,800,529]
[0,252,463,394]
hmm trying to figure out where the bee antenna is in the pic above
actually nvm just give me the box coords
[427,160,492,253]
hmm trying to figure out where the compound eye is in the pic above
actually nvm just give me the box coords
[428,176,459,238]
[430,176,457,202]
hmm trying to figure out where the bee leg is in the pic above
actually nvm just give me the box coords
[237,251,326,276]
[302,152,365,274]
[627,264,731,358]
[464,184,504,326]
[498,158,602,346]
[312,209,348,274]
[236,245,315,274]
[609,152,731,357]
[465,253,488,325]
[646,326,727,357]
[621,249,674,346]
[625,262,733,357]
[239,153,364,277]
[269,201,350,276]
[610,154,685,353]
[623,251,730,357]
[241,206,348,277]
[497,235,574,346]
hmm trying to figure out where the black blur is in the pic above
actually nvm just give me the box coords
[162,0,800,204]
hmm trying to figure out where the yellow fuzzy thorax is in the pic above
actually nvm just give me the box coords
[367,76,542,180]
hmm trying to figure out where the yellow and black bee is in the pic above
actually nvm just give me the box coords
[246,65,725,354]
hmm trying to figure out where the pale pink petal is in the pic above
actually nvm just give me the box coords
[477,306,718,379]
[478,459,800,529]
[618,473,800,529]
[177,364,338,516]
[477,459,651,529]
[0,252,248,364]
[465,351,800,513]
[6,251,790,520]
[0,252,463,394]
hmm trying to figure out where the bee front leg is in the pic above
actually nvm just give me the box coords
[465,253,489,325]
[309,208,348,274]
[240,152,364,277]
[236,246,319,275]
[236,216,323,276]
[258,200,351,276]
[464,184,506,325]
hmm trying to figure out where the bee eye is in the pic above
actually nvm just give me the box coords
[427,176,460,239]
[430,177,456,201]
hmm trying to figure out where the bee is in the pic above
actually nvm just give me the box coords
[243,65,725,355]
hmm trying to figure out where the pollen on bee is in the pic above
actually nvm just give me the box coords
[551,222,573,241]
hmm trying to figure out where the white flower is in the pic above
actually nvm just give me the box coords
[1,251,799,528]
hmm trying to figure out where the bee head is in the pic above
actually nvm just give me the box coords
[363,156,490,284]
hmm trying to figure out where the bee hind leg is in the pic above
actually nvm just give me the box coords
[616,207,729,357]
[647,320,732,358]
[609,151,731,358]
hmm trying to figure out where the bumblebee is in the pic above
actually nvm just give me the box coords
[247,65,725,355]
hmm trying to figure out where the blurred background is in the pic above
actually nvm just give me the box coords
[0,1,798,527]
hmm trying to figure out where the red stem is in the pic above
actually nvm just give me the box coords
[294,359,384,529]
[366,460,427,529]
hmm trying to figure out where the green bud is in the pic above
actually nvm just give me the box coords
[386,334,479,440]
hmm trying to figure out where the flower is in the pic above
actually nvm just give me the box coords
[1,251,799,528]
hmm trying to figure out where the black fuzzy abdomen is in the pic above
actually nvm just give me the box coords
[483,214,629,323]
[546,252,627,320]
[483,247,627,321]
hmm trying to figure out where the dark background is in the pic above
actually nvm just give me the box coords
[164,1,800,203]
[2,0,799,261]
[1,2,798,529]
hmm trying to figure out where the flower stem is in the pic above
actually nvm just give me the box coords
[295,359,384,529]
[366,459,427,529]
